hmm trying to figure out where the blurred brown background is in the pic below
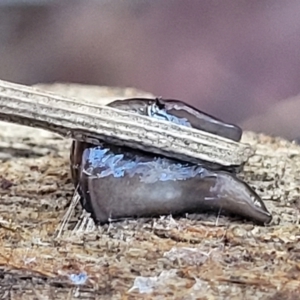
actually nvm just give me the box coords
[1,0,300,140]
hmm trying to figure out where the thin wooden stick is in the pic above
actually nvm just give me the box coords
[0,79,254,167]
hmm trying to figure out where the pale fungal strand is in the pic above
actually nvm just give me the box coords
[0,79,254,167]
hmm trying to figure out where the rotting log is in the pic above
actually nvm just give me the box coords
[0,83,299,300]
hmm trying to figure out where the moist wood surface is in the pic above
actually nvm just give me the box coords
[0,83,299,300]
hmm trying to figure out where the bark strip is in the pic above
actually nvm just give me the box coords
[0,79,254,166]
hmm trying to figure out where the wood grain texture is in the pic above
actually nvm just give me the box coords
[0,83,299,300]
[0,79,253,168]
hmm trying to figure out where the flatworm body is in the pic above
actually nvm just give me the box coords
[109,98,243,142]
[77,143,271,224]
[70,98,272,225]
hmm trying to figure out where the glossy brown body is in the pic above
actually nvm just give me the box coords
[108,98,243,142]
[78,144,271,224]
[70,98,272,225]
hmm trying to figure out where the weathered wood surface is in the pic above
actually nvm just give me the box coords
[0,79,254,168]
[0,83,299,300]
